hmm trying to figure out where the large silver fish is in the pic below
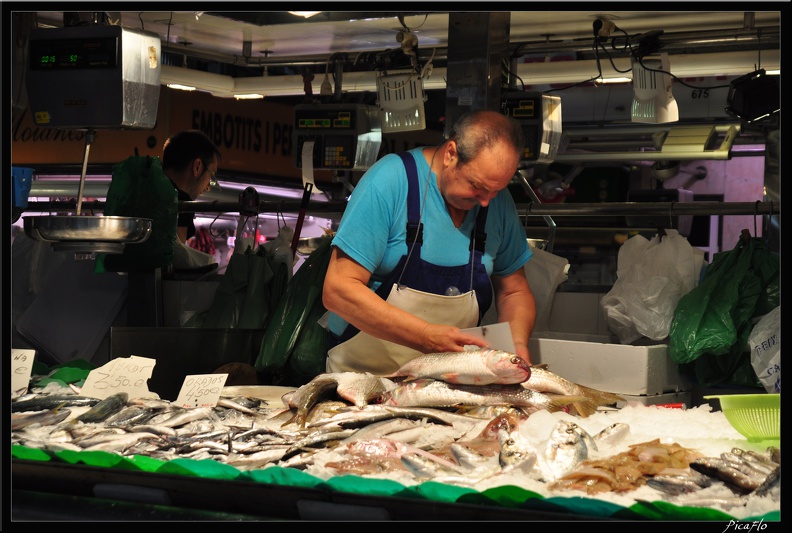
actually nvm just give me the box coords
[378,378,583,412]
[386,349,531,385]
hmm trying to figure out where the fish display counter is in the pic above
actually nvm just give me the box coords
[10,357,781,523]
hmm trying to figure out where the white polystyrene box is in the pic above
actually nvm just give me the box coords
[528,332,691,396]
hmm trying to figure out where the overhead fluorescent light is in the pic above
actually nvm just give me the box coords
[599,77,632,84]
[631,53,679,124]
[167,83,196,91]
[288,11,320,18]
[234,93,264,100]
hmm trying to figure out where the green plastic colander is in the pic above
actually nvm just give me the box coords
[705,393,780,442]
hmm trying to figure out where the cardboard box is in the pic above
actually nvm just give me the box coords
[529,332,692,396]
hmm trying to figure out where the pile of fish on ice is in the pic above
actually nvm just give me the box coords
[11,349,780,519]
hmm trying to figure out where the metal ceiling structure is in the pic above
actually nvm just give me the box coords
[27,10,780,82]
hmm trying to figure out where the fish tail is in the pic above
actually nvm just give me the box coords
[544,394,588,413]
[577,384,625,407]
[569,399,599,418]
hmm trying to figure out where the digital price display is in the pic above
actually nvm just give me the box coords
[29,36,119,70]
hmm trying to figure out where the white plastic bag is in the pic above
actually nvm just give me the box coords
[481,244,569,331]
[601,229,705,344]
[749,306,780,393]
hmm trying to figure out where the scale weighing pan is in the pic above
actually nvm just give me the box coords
[24,215,152,243]
[24,215,152,255]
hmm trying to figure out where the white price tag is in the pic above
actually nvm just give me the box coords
[461,322,516,353]
[300,140,323,194]
[175,373,228,408]
[81,356,157,400]
[11,349,36,397]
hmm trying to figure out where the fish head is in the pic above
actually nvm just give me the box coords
[478,411,521,441]
[485,350,532,384]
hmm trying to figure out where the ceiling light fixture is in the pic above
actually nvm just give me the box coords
[631,53,679,124]
[234,93,264,100]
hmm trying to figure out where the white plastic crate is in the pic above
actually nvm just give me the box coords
[529,332,693,396]
[376,70,426,133]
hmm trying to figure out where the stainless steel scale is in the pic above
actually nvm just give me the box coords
[23,23,161,260]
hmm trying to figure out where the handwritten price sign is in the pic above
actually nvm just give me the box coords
[175,373,228,408]
[81,356,157,400]
[11,349,36,397]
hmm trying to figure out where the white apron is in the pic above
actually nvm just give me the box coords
[326,284,480,375]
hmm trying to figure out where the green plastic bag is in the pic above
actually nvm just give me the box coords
[97,156,178,272]
[189,245,288,330]
[254,238,332,382]
[669,233,779,387]
[282,296,330,385]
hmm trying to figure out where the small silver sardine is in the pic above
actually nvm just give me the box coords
[450,443,495,470]
[11,406,72,431]
[592,422,630,447]
[646,473,713,495]
[155,406,216,428]
[386,349,531,385]
[401,452,466,479]
[688,457,763,494]
[104,405,157,427]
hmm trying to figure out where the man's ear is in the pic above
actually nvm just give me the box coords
[444,140,457,165]
[193,157,204,177]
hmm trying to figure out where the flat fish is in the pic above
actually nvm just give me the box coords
[497,428,538,473]
[386,349,531,385]
[543,419,590,481]
[378,378,583,413]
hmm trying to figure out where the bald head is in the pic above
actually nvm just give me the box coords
[447,110,525,167]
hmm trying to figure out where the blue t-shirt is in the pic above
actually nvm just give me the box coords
[328,147,531,336]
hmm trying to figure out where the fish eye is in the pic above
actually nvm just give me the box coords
[510,356,521,364]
